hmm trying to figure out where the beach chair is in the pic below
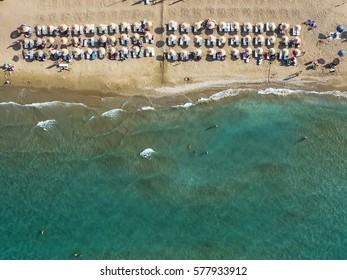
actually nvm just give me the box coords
[212,53,217,60]
[90,24,95,34]
[79,50,85,59]
[243,25,249,33]
[257,56,263,65]
[278,50,283,60]
[230,25,235,32]
[22,50,29,60]
[90,37,95,47]
[265,22,270,32]
[81,38,88,47]
[217,39,223,47]
[233,52,240,59]
[28,51,34,60]
[29,40,35,49]
[254,50,258,58]
[23,40,29,49]
[241,37,246,46]
[179,38,184,46]
[41,25,48,35]
[79,25,83,35]
[36,27,41,36]
[218,24,224,33]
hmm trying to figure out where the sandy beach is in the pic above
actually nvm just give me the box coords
[0,0,346,97]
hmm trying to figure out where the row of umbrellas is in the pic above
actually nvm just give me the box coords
[167,34,300,44]
[166,47,300,57]
[49,46,155,56]
[36,21,153,33]
[168,20,299,32]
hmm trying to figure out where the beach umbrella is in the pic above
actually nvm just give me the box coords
[245,47,252,54]
[231,48,240,56]
[73,24,79,32]
[121,47,129,54]
[61,48,69,55]
[219,22,227,29]
[294,36,301,44]
[145,32,152,39]
[21,26,31,33]
[61,37,68,45]
[194,35,202,43]
[98,47,106,55]
[73,48,81,55]
[207,21,216,30]
[257,35,265,44]
[244,22,252,31]
[233,22,240,31]
[146,21,153,28]
[133,33,140,40]
[194,21,202,30]
[47,37,55,44]
[36,50,43,57]
[133,22,141,29]
[232,35,239,42]
[110,36,117,44]
[146,46,154,53]
[36,25,42,32]
[100,35,107,43]
[269,48,276,55]
[71,37,79,45]
[86,48,93,55]
[293,49,301,57]
[295,24,302,32]
[168,49,176,56]
[85,24,91,32]
[256,22,264,31]
[133,46,140,53]
[120,34,129,40]
[245,35,252,43]
[181,22,190,30]
[169,34,177,42]
[207,49,216,55]
[218,49,226,56]
[282,36,289,43]
[121,22,128,29]
[337,25,344,33]
[180,50,188,57]
[182,34,190,42]
[49,25,56,33]
[219,36,226,44]
[109,22,117,30]
[109,47,116,54]
[281,23,290,31]
[169,20,178,29]
[256,47,264,55]
[60,24,68,32]
[338,50,346,57]
[269,22,276,31]
[23,38,30,45]
[194,49,202,56]
[48,48,56,56]
[283,48,289,56]
[36,38,42,46]
[269,36,276,44]
[208,34,216,42]
[99,24,107,31]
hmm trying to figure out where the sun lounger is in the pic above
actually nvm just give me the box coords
[233,52,240,59]
[90,24,95,34]
[36,27,41,36]
[145,48,155,57]
[257,56,263,65]
[28,51,34,60]
[254,49,258,58]
[166,53,177,61]
[278,50,283,60]
[217,39,224,47]
[212,53,217,60]
[265,22,270,32]
[23,40,29,49]
[41,26,47,35]
[22,50,29,60]
[218,25,224,33]
[90,37,95,47]
[230,25,235,32]
[29,40,35,49]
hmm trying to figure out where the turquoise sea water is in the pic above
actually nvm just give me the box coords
[0,87,347,260]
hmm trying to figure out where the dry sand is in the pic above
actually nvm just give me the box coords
[0,0,346,97]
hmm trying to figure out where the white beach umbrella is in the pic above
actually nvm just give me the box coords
[245,35,252,43]
[133,33,140,40]
[71,37,79,45]
[23,38,29,45]
[145,32,152,39]
[269,22,276,31]
[36,38,42,46]
[256,47,264,55]
[110,36,117,44]
[73,48,81,55]
[194,49,202,56]
[99,24,107,31]
[49,25,56,33]
[120,34,129,40]
[61,37,68,45]
[73,24,79,32]
[85,24,91,32]
[207,21,216,30]
[219,36,226,44]
[168,49,176,56]
[244,22,252,31]
[295,24,302,32]
[231,48,240,56]
[194,21,202,30]
[182,34,190,42]
[36,25,42,32]
[146,46,154,53]
[109,22,117,30]
[169,20,178,29]
[109,47,116,54]
[293,49,301,57]
[269,36,276,44]
[180,50,188,57]
[208,35,216,42]
[133,22,141,29]
[269,48,276,55]
[283,48,289,56]
[133,46,140,53]
[232,35,240,42]
[47,37,55,44]
[61,48,69,55]
[219,22,227,29]
[282,36,289,43]
[100,35,107,43]
[121,47,129,54]
[86,48,93,55]
[194,35,202,43]
[245,47,252,54]
[281,23,290,31]
[98,47,106,55]
[218,49,226,56]
[256,22,264,31]
[257,35,265,44]
[121,22,128,29]
[60,24,68,32]
[169,34,177,41]
[146,21,153,28]
[233,22,240,31]
[36,50,43,57]
[207,49,216,55]
[294,36,301,44]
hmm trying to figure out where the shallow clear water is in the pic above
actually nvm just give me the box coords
[0,88,347,259]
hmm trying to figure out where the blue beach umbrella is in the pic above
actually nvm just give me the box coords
[338,50,346,57]
[336,24,344,33]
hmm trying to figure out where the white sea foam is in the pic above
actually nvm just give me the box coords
[197,89,240,104]
[100,109,124,118]
[257,88,347,98]
[172,102,194,109]
[26,101,88,109]
[139,148,156,159]
[35,119,56,131]
[138,106,155,111]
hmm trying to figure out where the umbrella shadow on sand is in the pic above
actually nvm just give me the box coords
[10,30,21,39]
